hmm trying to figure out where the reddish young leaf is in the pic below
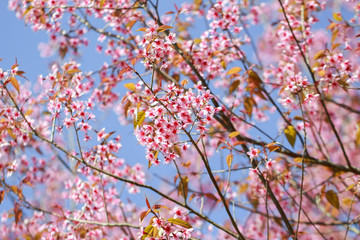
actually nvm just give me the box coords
[0,190,5,205]
[139,209,151,223]
[204,192,218,201]
[189,193,196,203]
[14,203,22,225]
[9,77,20,93]
[145,196,151,209]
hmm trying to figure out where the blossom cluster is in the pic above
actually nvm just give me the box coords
[139,24,177,69]
[139,206,195,240]
[134,82,219,165]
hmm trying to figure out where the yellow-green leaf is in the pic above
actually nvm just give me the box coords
[284,125,296,147]
[167,218,192,229]
[346,184,354,191]
[238,183,248,194]
[244,97,253,118]
[157,25,173,33]
[24,109,33,116]
[220,60,226,69]
[318,70,325,77]
[313,50,326,60]
[133,110,145,128]
[333,12,342,22]
[126,20,137,30]
[124,83,136,92]
[227,67,242,75]
[141,225,154,240]
[99,0,106,8]
[228,131,240,138]
[332,43,342,50]
[325,190,340,209]
[137,27,148,32]
[66,69,81,74]
[181,79,188,86]
[193,38,202,44]
[342,197,353,206]
[193,0,202,10]
[355,124,360,147]
[229,80,240,95]
[7,129,16,139]
[23,6,33,17]
[178,176,189,199]
[226,154,233,168]
[293,157,312,163]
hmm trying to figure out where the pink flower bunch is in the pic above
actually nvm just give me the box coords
[139,24,177,69]
[134,82,219,165]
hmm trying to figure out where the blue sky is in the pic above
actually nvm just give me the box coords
[1,1,357,238]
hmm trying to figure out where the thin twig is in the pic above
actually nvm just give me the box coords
[295,94,307,239]
[278,0,352,169]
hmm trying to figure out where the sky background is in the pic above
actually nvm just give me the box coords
[0,0,231,226]
[0,0,356,237]
[0,1,259,233]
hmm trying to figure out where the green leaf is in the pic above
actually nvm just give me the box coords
[284,125,296,147]
[227,67,242,75]
[313,50,326,60]
[133,111,145,128]
[355,124,360,147]
[167,218,192,229]
[99,0,106,8]
[136,27,148,32]
[229,80,240,94]
[124,83,136,92]
[66,69,81,74]
[326,190,340,209]
[157,25,173,33]
[220,60,226,69]
[228,131,240,138]
[333,12,342,22]
[193,0,202,10]
[141,225,154,240]
[226,154,233,168]
[178,176,189,200]
[244,97,253,118]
